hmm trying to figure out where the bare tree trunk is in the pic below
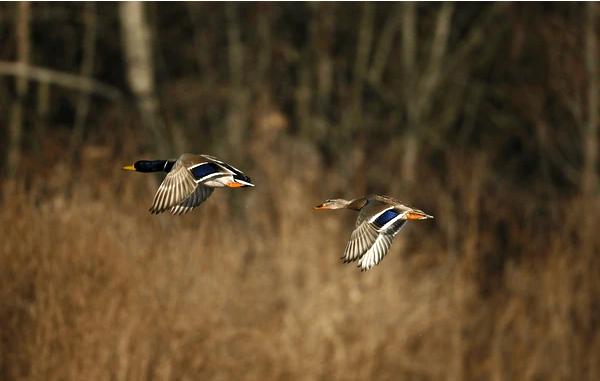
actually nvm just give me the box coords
[350,2,374,126]
[256,3,272,87]
[582,2,598,263]
[225,3,248,159]
[119,2,169,157]
[312,4,335,142]
[400,2,418,185]
[350,3,374,193]
[582,2,598,200]
[69,3,97,162]
[417,2,454,116]
[295,58,312,140]
[336,3,374,182]
[6,2,31,180]
[401,3,454,187]
[368,5,402,86]
[34,81,49,149]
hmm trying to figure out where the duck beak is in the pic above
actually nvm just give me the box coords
[122,164,136,171]
[406,211,434,220]
[314,203,325,210]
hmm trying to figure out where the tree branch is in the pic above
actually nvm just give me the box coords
[0,61,121,100]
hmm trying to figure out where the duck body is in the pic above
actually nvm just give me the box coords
[315,194,433,271]
[123,153,253,215]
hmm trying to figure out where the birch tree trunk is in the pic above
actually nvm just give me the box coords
[6,2,31,180]
[119,2,169,157]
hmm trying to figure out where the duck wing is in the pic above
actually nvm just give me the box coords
[169,185,214,215]
[356,233,395,271]
[342,203,408,271]
[149,159,197,214]
[342,221,381,263]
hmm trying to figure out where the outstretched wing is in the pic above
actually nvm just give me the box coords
[356,234,394,271]
[342,221,380,263]
[149,160,197,214]
[169,185,214,215]
[342,206,408,271]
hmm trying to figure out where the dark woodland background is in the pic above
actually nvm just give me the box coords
[0,2,599,380]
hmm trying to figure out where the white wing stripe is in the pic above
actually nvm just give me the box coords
[357,234,393,271]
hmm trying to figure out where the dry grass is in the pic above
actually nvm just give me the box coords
[0,145,598,381]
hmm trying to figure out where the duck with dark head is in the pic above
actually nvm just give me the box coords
[123,153,254,215]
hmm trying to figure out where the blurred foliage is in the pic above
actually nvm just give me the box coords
[0,3,592,190]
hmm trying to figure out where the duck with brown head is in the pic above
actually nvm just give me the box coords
[315,194,433,271]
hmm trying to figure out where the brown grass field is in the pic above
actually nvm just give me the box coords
[1,137,598,381]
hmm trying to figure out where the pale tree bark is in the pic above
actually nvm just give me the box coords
[119,2,169,157]
[6,2,31,180]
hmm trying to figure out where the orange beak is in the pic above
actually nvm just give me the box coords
[406,211,434,220]
[314,203,325,210]
[226,182,244,188]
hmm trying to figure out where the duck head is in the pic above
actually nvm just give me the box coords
[314,199,352,210]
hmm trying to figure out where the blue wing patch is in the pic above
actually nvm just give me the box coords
[190,162,222,180]
[372,209,400,229]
